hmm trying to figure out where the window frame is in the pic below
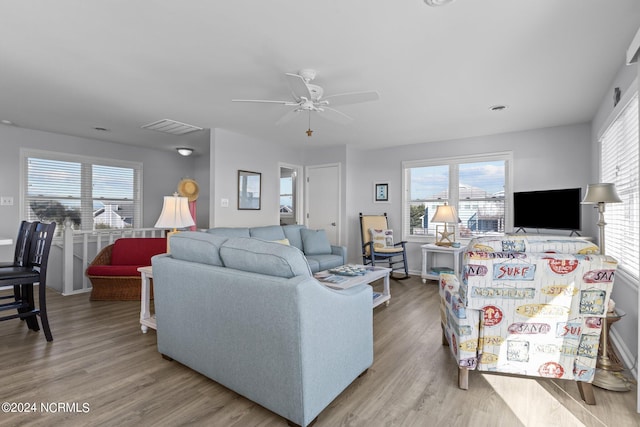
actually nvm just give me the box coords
[20,148,143,233]
[596,80,639,281]
[401,152,513,242]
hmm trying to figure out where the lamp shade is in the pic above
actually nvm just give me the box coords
[154,194,195,229]
[431,204,458,223]
[582,183,622,204]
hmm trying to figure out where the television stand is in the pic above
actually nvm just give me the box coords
[569,230,581,237]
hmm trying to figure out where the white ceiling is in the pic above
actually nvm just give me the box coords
[1,1,639,155]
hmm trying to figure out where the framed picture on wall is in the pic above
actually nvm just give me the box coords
[238,170,261,210]
[374,182,389,203]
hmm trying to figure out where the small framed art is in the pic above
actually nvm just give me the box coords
[374,182,389,203]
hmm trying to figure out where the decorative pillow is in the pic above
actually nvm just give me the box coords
[272,238,290,246]
[370,228,394,249]
[300,229,332,255]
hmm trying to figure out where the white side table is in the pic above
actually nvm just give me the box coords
[137,266,156,333]
[421,244,465,283]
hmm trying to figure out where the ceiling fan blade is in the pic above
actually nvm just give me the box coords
[320,107,353,124]
[275,109,301,126]
[232,99,293,105]
[285,73,312,101]
[323,90,379,106]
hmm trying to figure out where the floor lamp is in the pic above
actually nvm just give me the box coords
[581,183,630,391]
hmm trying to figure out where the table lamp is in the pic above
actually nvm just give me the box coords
[431,203,458,246]
[155,193,195,252]
[581,183,621,255]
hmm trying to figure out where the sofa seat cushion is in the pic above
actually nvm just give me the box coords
[110,237,167,265]
[249,225,287,241]
[86,264,144,277]
[301,228,332,255]
[305,254,345,272]
[220,237,312,278]
[170,232,228,266]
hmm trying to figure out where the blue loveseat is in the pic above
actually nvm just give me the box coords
[151,232,372,427]
[207,224,346,273]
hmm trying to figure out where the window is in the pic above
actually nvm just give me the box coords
[598,91,639,279]
[22,150,142,233]
[402,153,511,240]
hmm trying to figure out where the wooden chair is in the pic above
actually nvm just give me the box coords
[0,221,39,324]
[0,220,38,268]
[359,213,409,279]
[0,222,56,341]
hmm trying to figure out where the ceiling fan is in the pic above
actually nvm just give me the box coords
[232,69,379,129]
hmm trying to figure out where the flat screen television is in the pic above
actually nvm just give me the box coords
[513,188,581,231]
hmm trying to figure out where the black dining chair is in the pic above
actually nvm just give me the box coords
[0,221,38,323]
[0,222,56,341]
[0,220,38,268]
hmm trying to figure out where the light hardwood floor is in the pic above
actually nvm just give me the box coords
[1,277,638,427]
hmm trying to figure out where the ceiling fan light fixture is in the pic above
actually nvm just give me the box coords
[424,0,456,6]
[177,147,194,156]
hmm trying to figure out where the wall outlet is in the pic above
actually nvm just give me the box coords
[0,196,13,206]
[221,198,229,208]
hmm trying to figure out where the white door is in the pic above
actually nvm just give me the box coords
[306,164,340,245]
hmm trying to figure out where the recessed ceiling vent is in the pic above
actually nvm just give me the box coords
[141,119,203,135]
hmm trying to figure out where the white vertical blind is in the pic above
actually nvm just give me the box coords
[600,92,639,278]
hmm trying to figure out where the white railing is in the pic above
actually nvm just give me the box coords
[59,218,165,296]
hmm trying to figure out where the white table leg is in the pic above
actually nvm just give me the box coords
[383,272,391,306]
[140,270,151,333]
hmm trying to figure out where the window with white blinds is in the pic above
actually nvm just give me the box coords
[22,150,142,232]
[402,153,511,240]
[599,92,639,279]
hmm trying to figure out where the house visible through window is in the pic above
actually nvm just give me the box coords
[402,153,511,240]
[22,150,142,232]
[599,90,639,279]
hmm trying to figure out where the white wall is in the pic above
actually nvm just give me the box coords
[591,57,639,379]
[344,123,594,271]
[209,128,304,227]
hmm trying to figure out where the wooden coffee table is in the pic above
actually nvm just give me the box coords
[316,265,391,308]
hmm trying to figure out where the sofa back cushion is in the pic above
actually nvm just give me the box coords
[111,238,167,265]
[300,228,332,255]
[467,235,599,254]
[207,227,251,238]
[283,224,306,251]
[170,232,228,266]
[220,237,312,278]
[249,225,286,241]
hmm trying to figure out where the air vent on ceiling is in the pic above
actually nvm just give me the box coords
[141,119,203,135]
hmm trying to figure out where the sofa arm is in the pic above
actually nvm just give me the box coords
[331,245,347,264]
[439,273,480,371]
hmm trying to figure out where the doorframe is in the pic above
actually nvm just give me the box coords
[278,162,304,226]
[305,162,342,245]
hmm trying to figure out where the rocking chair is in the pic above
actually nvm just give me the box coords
[359,213,409,279]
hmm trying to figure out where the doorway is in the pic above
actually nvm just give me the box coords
[279,164,303,226]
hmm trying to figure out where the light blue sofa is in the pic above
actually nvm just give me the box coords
[151,232,373,427]
[206,224,346,273]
